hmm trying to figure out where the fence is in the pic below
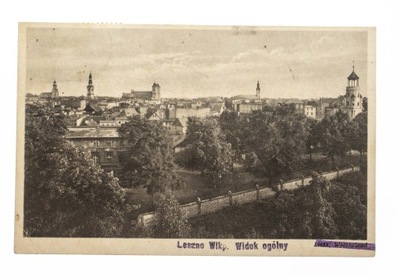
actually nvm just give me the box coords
[136,165,359,228]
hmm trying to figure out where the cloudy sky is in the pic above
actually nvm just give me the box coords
[25,25,369,99]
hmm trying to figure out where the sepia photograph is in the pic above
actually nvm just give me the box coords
[15,23,375,256]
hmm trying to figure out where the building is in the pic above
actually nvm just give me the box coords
[342,64,363,120]
[39,80,59,98]
[122,83,161,101]
[231,81,262,101]
[233,100,263,114]
[304,105,316,119]
[66,127,127,174]
[87,73,95,99]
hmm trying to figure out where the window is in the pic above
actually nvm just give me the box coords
[93,140,99,147]
[106,140,112,146]
[106,152,114,163]
[91,152,99,165]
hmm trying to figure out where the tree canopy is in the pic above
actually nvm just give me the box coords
[243,105,310,181]
[24,104,129,237]
[180,117,234,186]
[149,190,192,238]
[119,117,180,194]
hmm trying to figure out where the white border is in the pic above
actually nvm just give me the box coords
[1,0,399,276]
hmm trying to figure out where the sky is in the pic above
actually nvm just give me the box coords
[25,25,369,99]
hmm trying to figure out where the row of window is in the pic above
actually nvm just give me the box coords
[92,140,124,147]
[91,151,114,164]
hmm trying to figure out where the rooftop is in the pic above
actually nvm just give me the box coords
[66,127,120,139]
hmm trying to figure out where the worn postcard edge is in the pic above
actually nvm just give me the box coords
[14,23,376,256]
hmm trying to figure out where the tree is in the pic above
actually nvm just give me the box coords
[348,112,368,163]
[119,117,180,196]
[219,110,243,155]
[24,104,129,237]
[149,190,192,238]
[306,173,338,238]
[306,118,321,162]
[244,106,310,183]
[183,117,234,187]
[319,110,351,166]
[362,97,368,111]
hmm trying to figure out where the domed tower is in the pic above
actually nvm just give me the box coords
[344,62,363,119]
[256,81,260,99]
[51,80,59,97]
[87,73,94,99]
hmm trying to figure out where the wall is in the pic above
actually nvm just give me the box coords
[136,166,360,228]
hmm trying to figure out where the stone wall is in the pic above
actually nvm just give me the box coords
[136,166,360,228]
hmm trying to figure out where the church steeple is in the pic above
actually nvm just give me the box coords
[87,72,94,99]
[51,80,59,97]
[256,81,260,99]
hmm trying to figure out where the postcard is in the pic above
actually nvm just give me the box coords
[15,23,375,256]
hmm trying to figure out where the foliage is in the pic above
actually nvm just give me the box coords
[318,110,351,165]
[24,104,129,237]
[348,112,368,157]
[181,117,234,187]
[244,105,310,182]
[219,110,244,155]
[189,171,366,240]
[119,117,180,194]
[149,190,192,238]
[362,97,368,111]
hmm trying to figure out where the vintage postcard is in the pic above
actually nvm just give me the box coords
[15,23,375,256]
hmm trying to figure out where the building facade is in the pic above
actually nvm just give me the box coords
[66,127,127,174]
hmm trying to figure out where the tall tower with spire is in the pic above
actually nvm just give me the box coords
[87,73,94,99]
[51,80,59,97]
[344,62,363,120]
[256,81,260,99]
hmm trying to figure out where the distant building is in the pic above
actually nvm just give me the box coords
[342,64,363,120]
[66,127,127,174]
[39,80,59,98]
[84,103,103,115]
[304,105,316,119]
[231,81,262,100]
[233,101,263,114]
[322,63,364,120]
[122,83,161,101]
[87,73,95,99]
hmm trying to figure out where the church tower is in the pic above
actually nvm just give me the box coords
[344,62,363,120]
[256,81,260,99]
[151,82,161,101]
[87,73,94,99]
[51,80,59,97]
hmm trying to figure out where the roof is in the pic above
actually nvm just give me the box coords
[231,95,258,100]
[127,91,153,100]
[40,92,52,98]
[84,103,103,113]
[347,70,359,80]
[171,118,183,127]
[66,127,120,139]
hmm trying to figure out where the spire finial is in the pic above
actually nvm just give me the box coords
[352,60,355,71]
